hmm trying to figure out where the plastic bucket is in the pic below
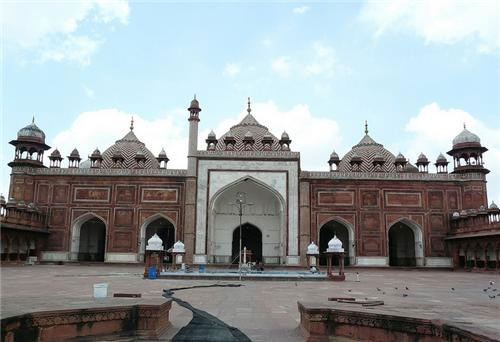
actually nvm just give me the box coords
[93,283,108,298]
[148,266,157,279]
[199,265,205,273]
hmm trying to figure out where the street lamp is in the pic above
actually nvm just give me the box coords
[236,192,246,272]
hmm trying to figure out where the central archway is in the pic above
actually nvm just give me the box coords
[208,176,285,264]
[319,220,352,266]
[232,223,262,263]
[78,217,106,262]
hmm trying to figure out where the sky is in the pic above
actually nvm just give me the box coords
[1,0,499,204]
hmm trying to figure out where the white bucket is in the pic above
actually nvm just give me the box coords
[93,283,108,298]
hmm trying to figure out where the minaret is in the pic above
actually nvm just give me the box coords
[187,95,201,176]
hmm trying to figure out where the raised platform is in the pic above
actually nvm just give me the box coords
[158,269,330,281]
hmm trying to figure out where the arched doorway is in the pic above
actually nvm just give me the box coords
[231,224,262,264]
[145,217,175,252]
[78,217,106,261]
[319,221,350,266]
[388,222,416,266]
[209,176,284,264]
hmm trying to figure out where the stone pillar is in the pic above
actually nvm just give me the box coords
[299,181,311,266]
[184,178,197,264]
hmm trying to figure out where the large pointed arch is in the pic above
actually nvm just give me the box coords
[387,218,424,266]
[138,213,177,262]
[318,216,356,265]
[70,212,107,261]
[207,175,286,264]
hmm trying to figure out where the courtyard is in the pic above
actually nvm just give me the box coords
[1,265,499,341]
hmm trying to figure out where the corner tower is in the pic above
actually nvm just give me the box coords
[187,95,201,176]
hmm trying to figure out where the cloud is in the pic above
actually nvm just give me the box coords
[271,56,292,77]
[1,0,130,65]
[83,85,95,98]
[304,41,338,77]
[360,0,500,53]
[50,108,188,169]
[223,63,241,77]
[200,100,341,170]
[293,6,309,14]
[403,102,500,204]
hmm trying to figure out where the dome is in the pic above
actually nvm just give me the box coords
[490,201,499,210]
[158,148,167,158]
[417,153,428,163]
[173,240,185,253]
[452,211,460,218]
[189,97,200,110]
[17,118,46,143]
[50,149,62,158]
[6,198,16,208]
[395,152,406,162]
[216,112,281,151]
[330,151,339,159]
[208,130,216,139]
[452,126,480,146]
[327,235,344,252]
[402,162,419,173]
[146,233,164,251]
[436,153,448,164]
[69,148,80,158]
[307,242,319,255]
[0,195,5,205]
[281,131,290,140]
[91,148,101,157]
[338,132,396,173]
[99,129,159,169]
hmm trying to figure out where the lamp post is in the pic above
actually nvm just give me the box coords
[236,192,245,272]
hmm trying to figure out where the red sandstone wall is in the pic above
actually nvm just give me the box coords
[9,173,187,255]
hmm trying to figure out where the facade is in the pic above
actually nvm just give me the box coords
[2,98,499,268]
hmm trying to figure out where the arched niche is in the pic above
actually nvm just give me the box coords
[208,176,285,264]
[138,213,176,262]
[387,218,424,266]
[318,217,356,266]
[70,213,107,262]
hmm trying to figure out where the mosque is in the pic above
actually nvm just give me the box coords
[1,97,499,269]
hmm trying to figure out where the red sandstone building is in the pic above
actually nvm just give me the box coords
[1,98,499,269]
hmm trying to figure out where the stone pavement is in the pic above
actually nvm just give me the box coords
[1,265,499,341]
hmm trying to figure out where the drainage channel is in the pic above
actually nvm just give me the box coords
[163,284,252,342]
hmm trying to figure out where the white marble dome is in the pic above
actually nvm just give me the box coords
[173,240,185,253]
[307,242,319,255]
[327,235,344,252]
[146,233,163,251]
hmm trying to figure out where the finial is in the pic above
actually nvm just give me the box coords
[364,120,368,135]
[247,97,251,114]
[130,116,134,131]
[194,94,196,100]
[32,116,35,124]
[463,122,466,129]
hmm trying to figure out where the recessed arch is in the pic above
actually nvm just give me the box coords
[231,223,263,264]
[138,213,177,262]
[208,176,285,264]
[318,217,356,266]
[387,218,424,266]
[70,212,107,262]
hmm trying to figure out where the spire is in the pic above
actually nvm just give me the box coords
[364,120,368,135]
[463,122,466,129]
[194,94,196,100]
[247,97,251,115]
[32,116,35,124]
[130,116,134,131]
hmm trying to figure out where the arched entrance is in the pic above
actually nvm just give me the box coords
[78,217,106,261]
[209,176,284,264]
[388,222,416,266]
[145,217,175,252]
[231,223,262,264]
[319,220,351,266]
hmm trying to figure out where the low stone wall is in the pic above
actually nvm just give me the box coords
[298,301,498,342]
[1,300,172,342]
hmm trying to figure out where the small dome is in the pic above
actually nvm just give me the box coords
[91,148,101,157]
[452,211,460,218]
[173,240,185,253]
[417,153,428,163]
[327,235,344,252]
[281,131,290,140]
[490,201,499,210]
[158,148,167,158]
[244,131,253,138]
[189,96,200,110]
[208,130,216,139]
[395,152,406,162]
[307,242,319,255]
[17,118,46,143]
[17,200,26,210]
[6,197,17,208]
[330,151,339,159]
[50,149,61,158]
[453,127,480,146]
[436,153,447,163]
[146,233,164,251]
[69,148,80,158]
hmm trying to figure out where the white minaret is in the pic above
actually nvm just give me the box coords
[187,95,201,176]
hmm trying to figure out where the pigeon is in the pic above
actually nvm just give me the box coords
[451,288,455,291]
[405,286,409,290]
[483,289,488,292]
[493,289,497,292]
[490,281,495,286]
[382,292,386,295]
[347,289,352,292]
[489,295,496,299]
[394,287,398,290]
[402,293,408,297]
[377,287,381,292]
